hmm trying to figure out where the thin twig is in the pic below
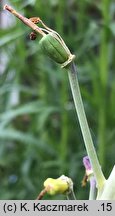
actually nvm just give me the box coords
[36,188,47,200]
[4,4,45,36]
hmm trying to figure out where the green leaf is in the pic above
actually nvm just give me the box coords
[0,128,55,155]
[0,30,24,47]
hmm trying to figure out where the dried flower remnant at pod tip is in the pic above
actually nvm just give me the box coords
[29,17,40,40]
[29,17,41,24]
[29,31,37,40]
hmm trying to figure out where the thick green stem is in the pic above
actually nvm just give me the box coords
[67,62,106,189]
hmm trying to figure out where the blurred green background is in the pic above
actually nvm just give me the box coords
[0,0,115,199]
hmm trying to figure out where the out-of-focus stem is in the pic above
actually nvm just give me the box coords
[68,62,106,190]
[98,0,110,169]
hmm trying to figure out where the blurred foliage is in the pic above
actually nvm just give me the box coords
[0,0,115,199]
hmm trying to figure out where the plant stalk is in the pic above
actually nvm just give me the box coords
[89,176,97,200]
[60,74,68,173]
[67,62,106,190]
[66,189,76,200]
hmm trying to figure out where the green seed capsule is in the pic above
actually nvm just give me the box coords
[39,34,69,64]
